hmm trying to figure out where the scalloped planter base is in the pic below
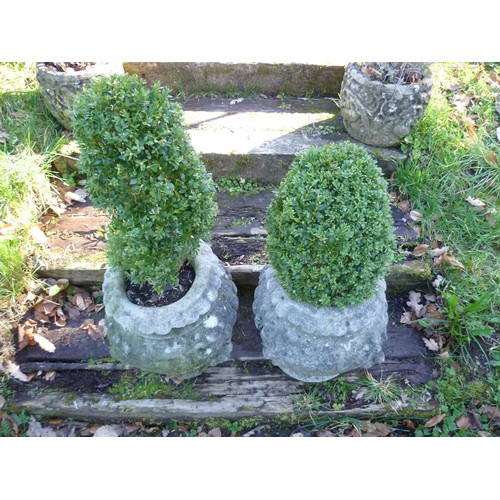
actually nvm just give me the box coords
[253,266,388,382]
[103,242,238,378]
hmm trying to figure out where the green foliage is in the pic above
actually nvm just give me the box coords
[265,142,395,307]
[214,176,267,195]
[395,62,499,342]
[108,370,200,401]
[72,74,217,291]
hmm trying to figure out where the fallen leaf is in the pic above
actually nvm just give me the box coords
[0,130,10,143]
[64,190,86,203]
[425,413,446,428]
[478,405,500,420]
[32,334,56,353]
[29,226,47,245]
[44,370,57,381]
[456,415,471,430]
[230,97,244,105]
[484,151,498,166]
[406,291,425,317]
[423,337,440,352]
[424,293,436,302]
[400,311,414,324]
[425,304,444,320]
[465,196,486,208]
[442,254,465,270]
[353,421,391,437]
[0,395,4,409]
[93,425,124,437]
[27,418,58,437]
[2,361,29,382]
[452,92,471,112]
[467,124,478,141]
[409,210,422,222]
[316,429,335,437]
[412,244,429,257]
[428,246,449,257]
[18,319,37,350]
[432,275,445,288]
[402,419,416,431]
[34,311,50,323]
[54,307,67,327]
[291,432,304,437]
[397,199,410,213]
[66,305,81,321]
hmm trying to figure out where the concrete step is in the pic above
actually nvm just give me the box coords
[181,96,406,183]
[123,62,346,97]
[58,97,406,184]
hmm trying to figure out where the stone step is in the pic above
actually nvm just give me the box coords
[36,191,431,291]
[123,62,346,97]
[57,97,406,184]
[10,293,437,422]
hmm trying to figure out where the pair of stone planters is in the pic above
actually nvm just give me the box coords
[253,266,388,382]
[103,242,238,379]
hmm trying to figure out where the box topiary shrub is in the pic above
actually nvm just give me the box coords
[72,74,217,292]
[265,142,395,308]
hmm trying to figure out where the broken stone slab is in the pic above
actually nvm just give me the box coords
[123,62,345,97]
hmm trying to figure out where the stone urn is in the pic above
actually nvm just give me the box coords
[253,265,388,382]
[36,62,124,130]
[103,242,238,378]
[339,62,433,147]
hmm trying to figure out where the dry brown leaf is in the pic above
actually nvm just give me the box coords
[425,304,444,320]
[354,421,391,437]
[64,190,86,204]
[397,199,410,213]
[425,413,446,428]
[407,291,425,317]
[32,333,56,353]
[2,361,29,382]
[478,405,500,420]
[409,210,422,222]
[316,429,335,437]
[34,311,51,323]
[402,419,416,431]
[93,425,124,437]
[428,246,449,257]
[423,337,440,352]
[66,305,81,321]
[18,319,37,350]
[465,196,486,208]
[442,254,465,269]
[424,293,437,302]
[54,307,67,327]
[485,151,498,166]
[412,244,430,257]
[44,370,57,381]
[400,311,414,324]
[468,125,478,141]
[0,394,5,410]
[456,415,471,430]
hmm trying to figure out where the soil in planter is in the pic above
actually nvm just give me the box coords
[125,261,195,307]
[44,62,96,72]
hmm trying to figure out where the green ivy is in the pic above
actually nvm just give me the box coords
[266,142,395,307]
[72,74,217,292]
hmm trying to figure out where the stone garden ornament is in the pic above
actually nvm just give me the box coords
[253,143,395,382]
[340,62,433,147]
[36,62,124,130]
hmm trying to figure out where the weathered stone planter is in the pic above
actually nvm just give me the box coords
[339,62,433,147]
[36,62,124,130]
[253,265,388,382]
[103,242,238,378]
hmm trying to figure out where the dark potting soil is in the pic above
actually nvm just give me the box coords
[125,261,195,307]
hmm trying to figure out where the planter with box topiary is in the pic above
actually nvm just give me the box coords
[72,74,238,379]
[253,142,395,382]
[339,62,433,147]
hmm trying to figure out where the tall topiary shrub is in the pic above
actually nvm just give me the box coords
[72,74,217,292]
[265,142,395,308]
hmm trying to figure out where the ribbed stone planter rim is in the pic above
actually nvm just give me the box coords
[103,241,228,336]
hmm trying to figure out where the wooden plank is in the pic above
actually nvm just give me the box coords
[10,391,437,422]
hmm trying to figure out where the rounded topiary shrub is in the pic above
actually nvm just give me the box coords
[265,142,395,308]
[72,74,217,292]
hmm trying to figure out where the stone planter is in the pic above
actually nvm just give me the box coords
[36,62,124,130]
[339,62,433,147]
[253,265,388,382]
[103,242,238,378]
